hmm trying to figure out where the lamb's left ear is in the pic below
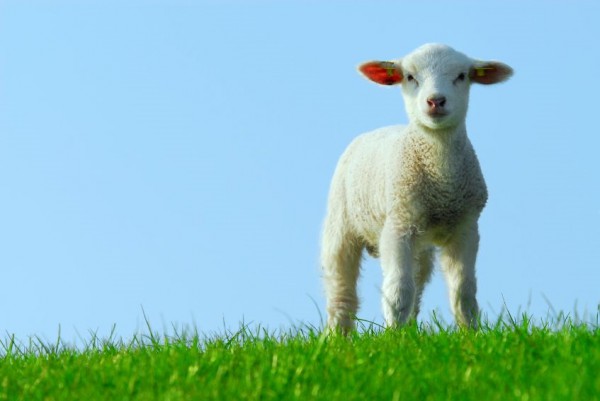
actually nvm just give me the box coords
[470,61,513,84]
[359,61,403,85]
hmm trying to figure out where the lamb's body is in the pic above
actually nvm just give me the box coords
[330,124,487,254]
[321,44,512,332]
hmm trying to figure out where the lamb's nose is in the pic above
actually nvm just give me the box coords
[427,96,446,109]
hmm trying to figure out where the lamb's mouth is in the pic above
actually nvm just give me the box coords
[428,110,448,119]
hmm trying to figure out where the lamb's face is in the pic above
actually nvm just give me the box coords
[358,43,513,132]
[400,44,472,131]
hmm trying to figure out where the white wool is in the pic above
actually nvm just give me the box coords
[321,43,513,332]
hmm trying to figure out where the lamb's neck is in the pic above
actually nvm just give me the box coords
[408,123,468,153]
[406,123,470,175]
[419,121,467,143]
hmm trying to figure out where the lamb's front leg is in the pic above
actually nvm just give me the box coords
[379,221,416,327]
[413,247,434,320]
[441,221,480,329]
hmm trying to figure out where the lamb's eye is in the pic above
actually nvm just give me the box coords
[406,74,418,85]
[456,72,466,82]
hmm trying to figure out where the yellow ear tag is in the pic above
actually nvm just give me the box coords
[381,62,396,77]
[476,67,493,77]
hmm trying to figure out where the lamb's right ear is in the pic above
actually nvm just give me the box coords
[358,61,403,85]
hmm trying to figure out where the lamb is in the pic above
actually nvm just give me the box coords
[321,43,513,332]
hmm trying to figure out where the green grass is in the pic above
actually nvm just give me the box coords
[0,314,598,401]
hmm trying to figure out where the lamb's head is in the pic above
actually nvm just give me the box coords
[359,43,513,131]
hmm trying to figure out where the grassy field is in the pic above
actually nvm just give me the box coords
[0,314,598,401]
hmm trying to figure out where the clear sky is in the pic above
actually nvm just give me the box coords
[1,0,599,343]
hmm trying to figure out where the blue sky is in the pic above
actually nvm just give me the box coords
[1,1,599,343]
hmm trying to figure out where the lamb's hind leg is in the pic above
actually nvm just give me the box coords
[321,221,362,334]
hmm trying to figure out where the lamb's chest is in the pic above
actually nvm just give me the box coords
[416,168,485,230]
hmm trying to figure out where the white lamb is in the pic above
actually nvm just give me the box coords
[321,43,513,332]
